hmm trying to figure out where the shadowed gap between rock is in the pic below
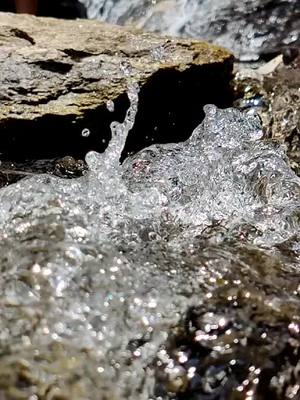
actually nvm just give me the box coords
[0,62,233,174]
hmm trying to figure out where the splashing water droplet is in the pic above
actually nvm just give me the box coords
[0,81,300,399]
[106,100,115,112]
[82,128,90,137]
[86,84,139,174]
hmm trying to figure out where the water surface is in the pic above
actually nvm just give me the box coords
[0,88,300,398]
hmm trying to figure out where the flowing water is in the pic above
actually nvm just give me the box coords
[82,0,300,60]
[0,85,300,399]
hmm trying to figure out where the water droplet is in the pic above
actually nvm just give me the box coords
[82,128,90,137]
[106,100,115,112]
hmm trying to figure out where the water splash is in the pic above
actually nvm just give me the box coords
[0,88,300,398]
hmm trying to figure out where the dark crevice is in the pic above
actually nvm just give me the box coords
[118,49,154,58]
[0,60,233,164]
[122,61,234,158]
[11,87,29,96]
[0,94,130,161]
[62,49,95,61]
[33,60,73,74]
[10,28,35,45]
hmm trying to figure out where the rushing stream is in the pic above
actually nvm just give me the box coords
[0,85,300,399]
[82,0,300,60]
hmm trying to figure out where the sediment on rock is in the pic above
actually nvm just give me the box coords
[0,12,233,162]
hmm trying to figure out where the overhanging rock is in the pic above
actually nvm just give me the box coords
[0,12,233,160]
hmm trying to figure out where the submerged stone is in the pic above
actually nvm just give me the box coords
[154,245,300,399]
[54,156,87,178]
[0,158,88,188]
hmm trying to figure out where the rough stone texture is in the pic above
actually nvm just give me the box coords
[234,49,300,174]
[0,12,233,160]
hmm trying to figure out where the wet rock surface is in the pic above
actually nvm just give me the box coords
[0,12,233,161]
[0,158,88,188]
[84,0,300,61]
[234,49,300,175]
[154,244,300,399]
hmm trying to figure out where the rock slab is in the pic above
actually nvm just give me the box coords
[0,12,233,160]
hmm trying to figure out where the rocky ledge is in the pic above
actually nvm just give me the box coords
[0,12,233,161]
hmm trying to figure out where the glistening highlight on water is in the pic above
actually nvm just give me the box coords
[0,86,299,398]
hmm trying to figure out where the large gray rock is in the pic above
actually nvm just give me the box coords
[0,12,233,160]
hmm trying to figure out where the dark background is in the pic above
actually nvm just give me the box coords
[0,0,86,19]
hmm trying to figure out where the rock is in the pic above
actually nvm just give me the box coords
[54,156,88,177]
[234,49,300,174]
[153,241,300,399]
[0,12,233,162]
[0,157,88,188]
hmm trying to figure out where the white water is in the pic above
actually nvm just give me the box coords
[0,88,300,398]
[82,0,300,60]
